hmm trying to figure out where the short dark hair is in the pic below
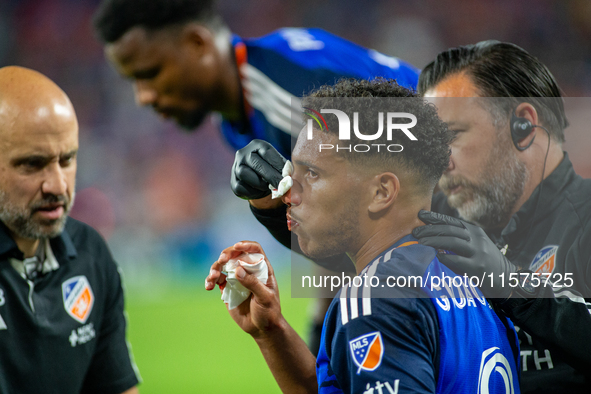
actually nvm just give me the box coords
[302,78,453,190]
[93,0,219,43]
[418,40,568,143]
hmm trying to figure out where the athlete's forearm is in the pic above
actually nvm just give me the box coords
[254,318,318,394]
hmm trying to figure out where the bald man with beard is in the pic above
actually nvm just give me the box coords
[0,66,139,394]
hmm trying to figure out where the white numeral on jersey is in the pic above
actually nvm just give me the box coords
[368,50,401,70]
[0,289,5,306]
[280,29,325,51]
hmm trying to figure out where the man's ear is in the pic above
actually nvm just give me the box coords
[514,102,539,126]
[368,172,399,214]
[513,102,539,149]
[181,23,216,57]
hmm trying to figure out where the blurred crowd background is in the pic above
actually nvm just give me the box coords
[0,0,591,393]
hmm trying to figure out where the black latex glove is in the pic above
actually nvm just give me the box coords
[231,139,287,200]
[412,210,516,299]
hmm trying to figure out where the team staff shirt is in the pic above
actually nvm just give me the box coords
[431,153,591,393]
[220,28,420,157]
[0,218,139,394]
[316,235,520,394]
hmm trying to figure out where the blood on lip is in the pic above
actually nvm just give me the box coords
[282,189,293,231]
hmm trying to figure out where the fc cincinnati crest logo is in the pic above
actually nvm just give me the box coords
[349,331,384,374]
[529,245,558,274]
[62,276,94,324]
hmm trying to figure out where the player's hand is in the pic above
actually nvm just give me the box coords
[412,210,516,299]
[205,241,284,338]
[231,139,287,200]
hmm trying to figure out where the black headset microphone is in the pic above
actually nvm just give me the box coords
[510,112,537,151]
[509,110,551,161]
[509,110,552,249]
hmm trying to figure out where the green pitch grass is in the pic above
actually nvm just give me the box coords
[126,274,312,394]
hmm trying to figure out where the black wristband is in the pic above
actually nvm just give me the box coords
[249,203,287,220]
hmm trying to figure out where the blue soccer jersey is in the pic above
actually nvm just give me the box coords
[317,235,521,394]
[220,28,420,157]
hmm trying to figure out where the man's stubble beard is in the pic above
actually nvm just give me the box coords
[440,133,529,231]
[0,190,75,240]
[299,198,361,261]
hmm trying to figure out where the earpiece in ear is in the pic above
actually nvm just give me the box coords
[510,111,534,151]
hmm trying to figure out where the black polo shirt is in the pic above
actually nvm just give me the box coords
[0,218,140,394]
[432,153,591,392]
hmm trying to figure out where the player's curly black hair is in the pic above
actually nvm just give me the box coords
[93,0,219,43]
[302,78,453,190]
